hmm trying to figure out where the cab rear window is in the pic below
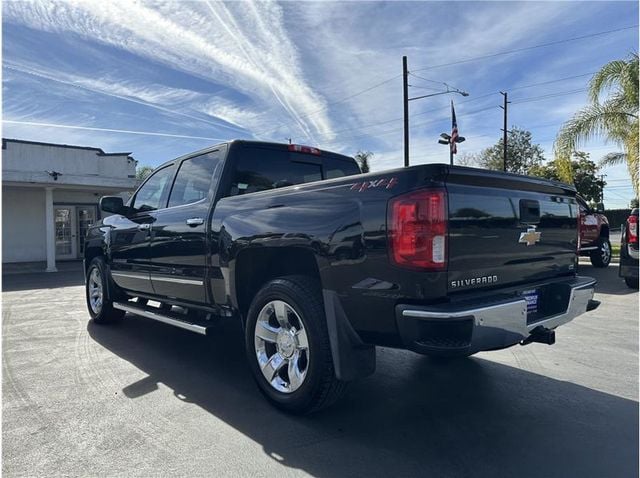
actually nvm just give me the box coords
[228,148,359,196]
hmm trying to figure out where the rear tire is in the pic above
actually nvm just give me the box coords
[245,275,346,414]
[85,257,125,324]
[624,276,639,289]
[590,238,611,268]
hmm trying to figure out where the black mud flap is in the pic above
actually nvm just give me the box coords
[323,290,376,381]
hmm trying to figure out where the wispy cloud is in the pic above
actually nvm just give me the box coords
[3,0,334,141]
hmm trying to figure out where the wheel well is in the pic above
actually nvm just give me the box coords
[234,247,320,320]
[600,225,610,239]
[84,247,103,273]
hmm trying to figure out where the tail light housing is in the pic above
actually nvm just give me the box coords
[387,189,447,271]
[627,214,638,244]
[577,210,584,251]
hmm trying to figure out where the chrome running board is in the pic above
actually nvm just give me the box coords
[113,302,208,335]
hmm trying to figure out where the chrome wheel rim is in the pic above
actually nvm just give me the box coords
[601,242,611,263]
[254,300,310,393]
[88,267,103,314]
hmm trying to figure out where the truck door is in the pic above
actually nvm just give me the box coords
[148,149,224,304]
[110,164,176,295]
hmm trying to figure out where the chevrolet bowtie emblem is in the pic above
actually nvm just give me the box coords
[519,226,541,246]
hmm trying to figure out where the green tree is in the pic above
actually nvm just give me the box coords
[136,165,154,181]
[554,53,638,197]
[354,150,373,173]
[478,127,545,174]
[528,151,606,204]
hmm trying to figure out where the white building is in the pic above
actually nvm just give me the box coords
[2,138,137,271]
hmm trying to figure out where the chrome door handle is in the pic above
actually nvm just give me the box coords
[186,217,204,227]
[137,224,151,231]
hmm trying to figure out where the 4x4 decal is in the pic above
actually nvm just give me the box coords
[350,177,398,193]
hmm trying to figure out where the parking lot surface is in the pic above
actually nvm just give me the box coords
[3,264,638,477]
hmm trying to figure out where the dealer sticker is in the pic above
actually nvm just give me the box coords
[522,289,539,314]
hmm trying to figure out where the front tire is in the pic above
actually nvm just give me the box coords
[590,238,611,268]
[245,275,346,414]
[85,257,125,324]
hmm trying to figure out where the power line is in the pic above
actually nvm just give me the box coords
[325,73,596,138]
[510,72,596,91]
[408,72,446,85]
[511,88,588,104]
[263,25,636,140]
[412,25,638,72]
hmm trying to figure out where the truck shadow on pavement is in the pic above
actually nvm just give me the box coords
[88,315,638,478]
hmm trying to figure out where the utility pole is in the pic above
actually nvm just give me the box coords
[599,174,606,203]
[499,91,509,172]
[403,56,409,167]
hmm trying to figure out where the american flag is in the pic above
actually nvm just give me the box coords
[450,100,458,154]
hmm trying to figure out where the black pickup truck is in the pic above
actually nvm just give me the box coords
[85,140,600,413]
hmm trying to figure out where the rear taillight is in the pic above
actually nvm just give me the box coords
[578,211,584,251]
[628,215,638,244]
[388,189,447,270]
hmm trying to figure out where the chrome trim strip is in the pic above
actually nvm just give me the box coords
[111,271,149,280]
[579,246,598,251]
[113,302,207,335]
[402,300,526,320]
[150,275,203,286]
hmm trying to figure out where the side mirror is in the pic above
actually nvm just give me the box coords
[99,196,124,214]
[595,202,605,214]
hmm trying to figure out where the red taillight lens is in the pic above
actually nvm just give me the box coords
[628,215,638,244]
[578,211,584,251]
[388,189,447,270]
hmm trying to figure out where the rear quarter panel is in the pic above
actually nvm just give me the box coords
[211,165,449,343]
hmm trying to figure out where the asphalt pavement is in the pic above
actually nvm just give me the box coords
[2,264,638,477]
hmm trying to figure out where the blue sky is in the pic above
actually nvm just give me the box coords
[3,1,638,207]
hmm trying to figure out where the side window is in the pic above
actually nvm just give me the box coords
[132,165,175,212]
[168,152,221,208]
[229,149,322,196]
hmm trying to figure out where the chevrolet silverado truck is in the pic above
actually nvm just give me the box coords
[84,140,600,413]
[577,196,612,268]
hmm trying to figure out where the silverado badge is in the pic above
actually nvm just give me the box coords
[519,225,542,246]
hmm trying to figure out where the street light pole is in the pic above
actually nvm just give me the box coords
[403,56,409,168]
[403,56,469,167]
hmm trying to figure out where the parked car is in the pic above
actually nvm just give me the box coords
[619,208,639,289]
[577,196,611,268]
[84,140,599,413]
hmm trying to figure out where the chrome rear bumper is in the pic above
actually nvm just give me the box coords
[395,276,598,356]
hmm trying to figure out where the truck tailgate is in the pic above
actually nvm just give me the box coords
[446,169,579,294]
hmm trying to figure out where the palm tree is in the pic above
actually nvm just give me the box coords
[354,150,373,173]
[554,53,638,196]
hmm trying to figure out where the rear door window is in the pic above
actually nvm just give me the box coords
[168,152,222,208]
